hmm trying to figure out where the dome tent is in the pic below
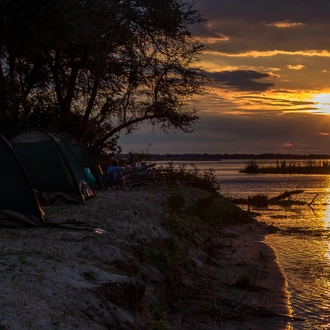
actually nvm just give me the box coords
[56,132,103,189]
[0,133,45,227]
[11,129,94,205]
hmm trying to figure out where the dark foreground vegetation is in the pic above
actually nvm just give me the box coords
[0,163,292,329]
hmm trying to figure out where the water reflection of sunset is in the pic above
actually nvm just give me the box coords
[322,180,330,230]
[264,184,330,327]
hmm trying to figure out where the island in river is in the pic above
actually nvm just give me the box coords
[240,159,330,175]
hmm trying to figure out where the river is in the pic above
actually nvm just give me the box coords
[157,159,330,329]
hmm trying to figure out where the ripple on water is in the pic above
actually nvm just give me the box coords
[210,161,330,329]
[265,225,330,329]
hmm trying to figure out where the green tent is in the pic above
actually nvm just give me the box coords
[0,134,45,227]
[11,129,94,205]
[56,132,103,189]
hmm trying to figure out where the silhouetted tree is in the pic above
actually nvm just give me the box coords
[0,0,206,155]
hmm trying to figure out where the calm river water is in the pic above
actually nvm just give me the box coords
[158,159,330,329]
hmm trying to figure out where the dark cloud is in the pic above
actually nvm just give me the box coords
[194,0,330,24]
[205,70,274,91]
[199,23,330,54]
[205,26,330,54]
[191,0,330,53]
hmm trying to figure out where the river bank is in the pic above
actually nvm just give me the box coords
[0,185,292,329]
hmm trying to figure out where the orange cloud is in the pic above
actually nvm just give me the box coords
[203,50,330,58]
[316,132,330,136]
[265,21,304,28]
[287,64,306,70]
[195,36,230,44]
[281,142,294,147]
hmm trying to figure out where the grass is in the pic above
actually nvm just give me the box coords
[152,320,170,330]
[82,270,97,281]
[148,304,170,330]
[192,194,251,225]
[149,188,257,313]
[235,271,256,291]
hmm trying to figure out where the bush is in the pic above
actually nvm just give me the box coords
[159,162,220,193]
[192,195,250,225]
[235,271,256,290]
[240,160,259,173]
[247,194,268,207]
[166,192,186,214]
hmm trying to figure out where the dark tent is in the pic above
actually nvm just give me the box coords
[56,132,103,189]
[0,134,45,227]
[11,129,94,205]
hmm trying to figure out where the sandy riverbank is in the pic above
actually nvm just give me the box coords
[0,184,293,329]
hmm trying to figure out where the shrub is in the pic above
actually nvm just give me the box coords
[240,160,259,173]
[159,162,220,193]
[235,272,255,290]
[167,192,186,214]
[235,270,260,291]
[247,194,268,207]
[192,195,250,225]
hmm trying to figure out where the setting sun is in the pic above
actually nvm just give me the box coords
[311,93,330,114]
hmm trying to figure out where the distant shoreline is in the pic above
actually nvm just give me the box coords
[148,153,330,161]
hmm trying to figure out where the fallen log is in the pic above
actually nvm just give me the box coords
[268,190,304,203]
[228,190,306,207]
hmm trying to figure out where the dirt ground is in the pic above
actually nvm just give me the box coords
[0,184,294,329]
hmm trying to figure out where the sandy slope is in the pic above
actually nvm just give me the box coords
[0,185,292,329]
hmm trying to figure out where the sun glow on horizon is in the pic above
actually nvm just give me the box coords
[195,85,324,114]
[311,93,330,115]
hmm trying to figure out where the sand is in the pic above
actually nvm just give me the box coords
[0,184,294,329]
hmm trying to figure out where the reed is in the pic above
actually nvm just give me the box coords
[241,159,330,174]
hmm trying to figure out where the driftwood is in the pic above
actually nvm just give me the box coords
[308,194,319,206]
[268,190,304,203]
[229,189,324,211]
[229,189,306,207]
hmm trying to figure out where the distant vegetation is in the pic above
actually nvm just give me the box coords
[149,153,330,161]
[241,159,330,174]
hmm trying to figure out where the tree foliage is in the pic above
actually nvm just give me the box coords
[0,0,206,156]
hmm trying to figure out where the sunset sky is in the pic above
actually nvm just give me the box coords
[119,0,330,155]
